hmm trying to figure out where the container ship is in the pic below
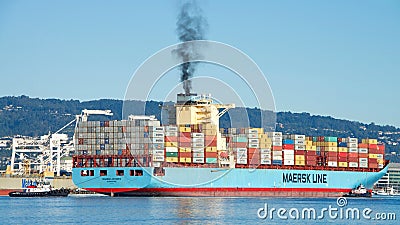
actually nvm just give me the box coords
[72,93,389,197]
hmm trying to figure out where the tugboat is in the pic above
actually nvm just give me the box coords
[8,179,70,197]
[344,184,371,197]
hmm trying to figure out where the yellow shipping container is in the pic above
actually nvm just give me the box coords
[203,123,217,130]
[327,146,338,152]
[377,159,385,164]
[369,154,378,159]
[325,142,337,147]
[179,127,191,132]
[166,157,179,163]
[259,138,272,144]
[295,160,305,166]
[204,129,217,136]
[295,155,305,161]
[206,147,217,152]
[306,141,313,146]
[362,139,377,144]
[306,146,317,151]
[339,162,348,167]
[179,147,191,152]
[179,157,192,163]
[165,142,178,147]
[338,147,348,152]
[259,143,272,149]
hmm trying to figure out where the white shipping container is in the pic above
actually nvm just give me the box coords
[152,162,161,167]
[272,151,283,156]
[358,148,368,153]
[261,159,272,165]
[283,159,295,165]
[378,164,384,168]
[192,143,204,148]
[150,132,164,138]
[272,155,283,160]
[346,138,358,143]
[192,148,204,153]
[191,137,204,143]
[283,154,295,160]
[248,143,259,148]
[349,148,358,153]
[166,126,178,132]
[328,161,338,167]
[294,140,305,145]
[165,147,178,152]
[237,152,247,159]
[235,148,248,154]
[247,133,258,139]
[347,143,358,148]
[193,158,205,163]
[359,158,368,163]
[283,149,295,155]
[294,145,306,150]
[376,154,384,159]
[292,135,306,140]
[248,138,259,144]
[246,128,259,134]
[349,162,359,168]
[153,150,165,155]
[260,148,271,154]
[153,138,164,144]
[267,132,282,137]
[261,153,271,159]
[272,137,283,143]
[236,158,248,164]
[191,133,204,138]
[272,141,282,146]
[153,155,165,161]
[165,131,178,137]
[151,126,164,132]
[359,162,368,168]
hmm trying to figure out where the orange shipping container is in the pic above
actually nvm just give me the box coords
[205,152,218,158]
[358,143,368,148]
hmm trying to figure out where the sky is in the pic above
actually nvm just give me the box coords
[0,0,399,127]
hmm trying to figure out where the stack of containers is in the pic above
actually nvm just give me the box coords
[376,144,385,168]
[358,139,369,168]
[150,126,164,166]
[267,132,283,165]
[247,128,261,165]
[337,138,348,167]
[293,135,306,166]
[282,136,294,166]
[259,133,272,165]
[325,136,338,167]
[305,137,317,166]
[364,138,378,168]
[204,130,218,164]
[346,138,359,168]
[231,134,248,164]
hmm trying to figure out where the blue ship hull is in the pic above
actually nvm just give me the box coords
[72,165,388,197]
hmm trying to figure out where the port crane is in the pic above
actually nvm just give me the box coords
[9,109,112,176]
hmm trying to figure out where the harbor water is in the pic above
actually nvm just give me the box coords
[1,196,399,224]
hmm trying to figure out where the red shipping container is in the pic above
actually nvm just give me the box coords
[348,153,358,158]
[205,135,217,141]
[205,152,218,158]
[179,132,191,138]
[368,148,378,154]
[165,136,178,142]
[338,152,348,157]
[307,160,317,165]
[179,142,191,148]
[306,151,317,156]
[369,163,378,169]
[368,144,378,149]
[248,148,260,155]
[272,146,283,151]
[358,143,368,148]
[359,153,368,158]
[326,152,338,157]
[230,142,247,148]
[306,155,318,161]
[377,144,385,151]
[295,150,306,155]
[327,156,337,161]
[178,136,191,143]
[283,144,294,149]
[368,158,378,163]
[338,156,348,162]
[348,157,359,162]
[179,152,192,158]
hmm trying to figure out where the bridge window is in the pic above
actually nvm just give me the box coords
[130,170,143,176]
[116,170,124,176]
[100,170,108,176]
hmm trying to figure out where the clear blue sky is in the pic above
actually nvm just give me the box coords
[0,1,399,127]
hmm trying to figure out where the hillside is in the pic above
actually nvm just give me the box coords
[0,96,399,157]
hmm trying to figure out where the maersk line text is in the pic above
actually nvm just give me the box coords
[283,173,327,184]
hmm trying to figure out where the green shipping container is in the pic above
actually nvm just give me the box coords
[166,152,178,157]
[233,137,248,143]
[324,137,338,142]
[206,158,217,163]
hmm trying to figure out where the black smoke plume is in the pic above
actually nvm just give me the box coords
[176,0,208,95]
